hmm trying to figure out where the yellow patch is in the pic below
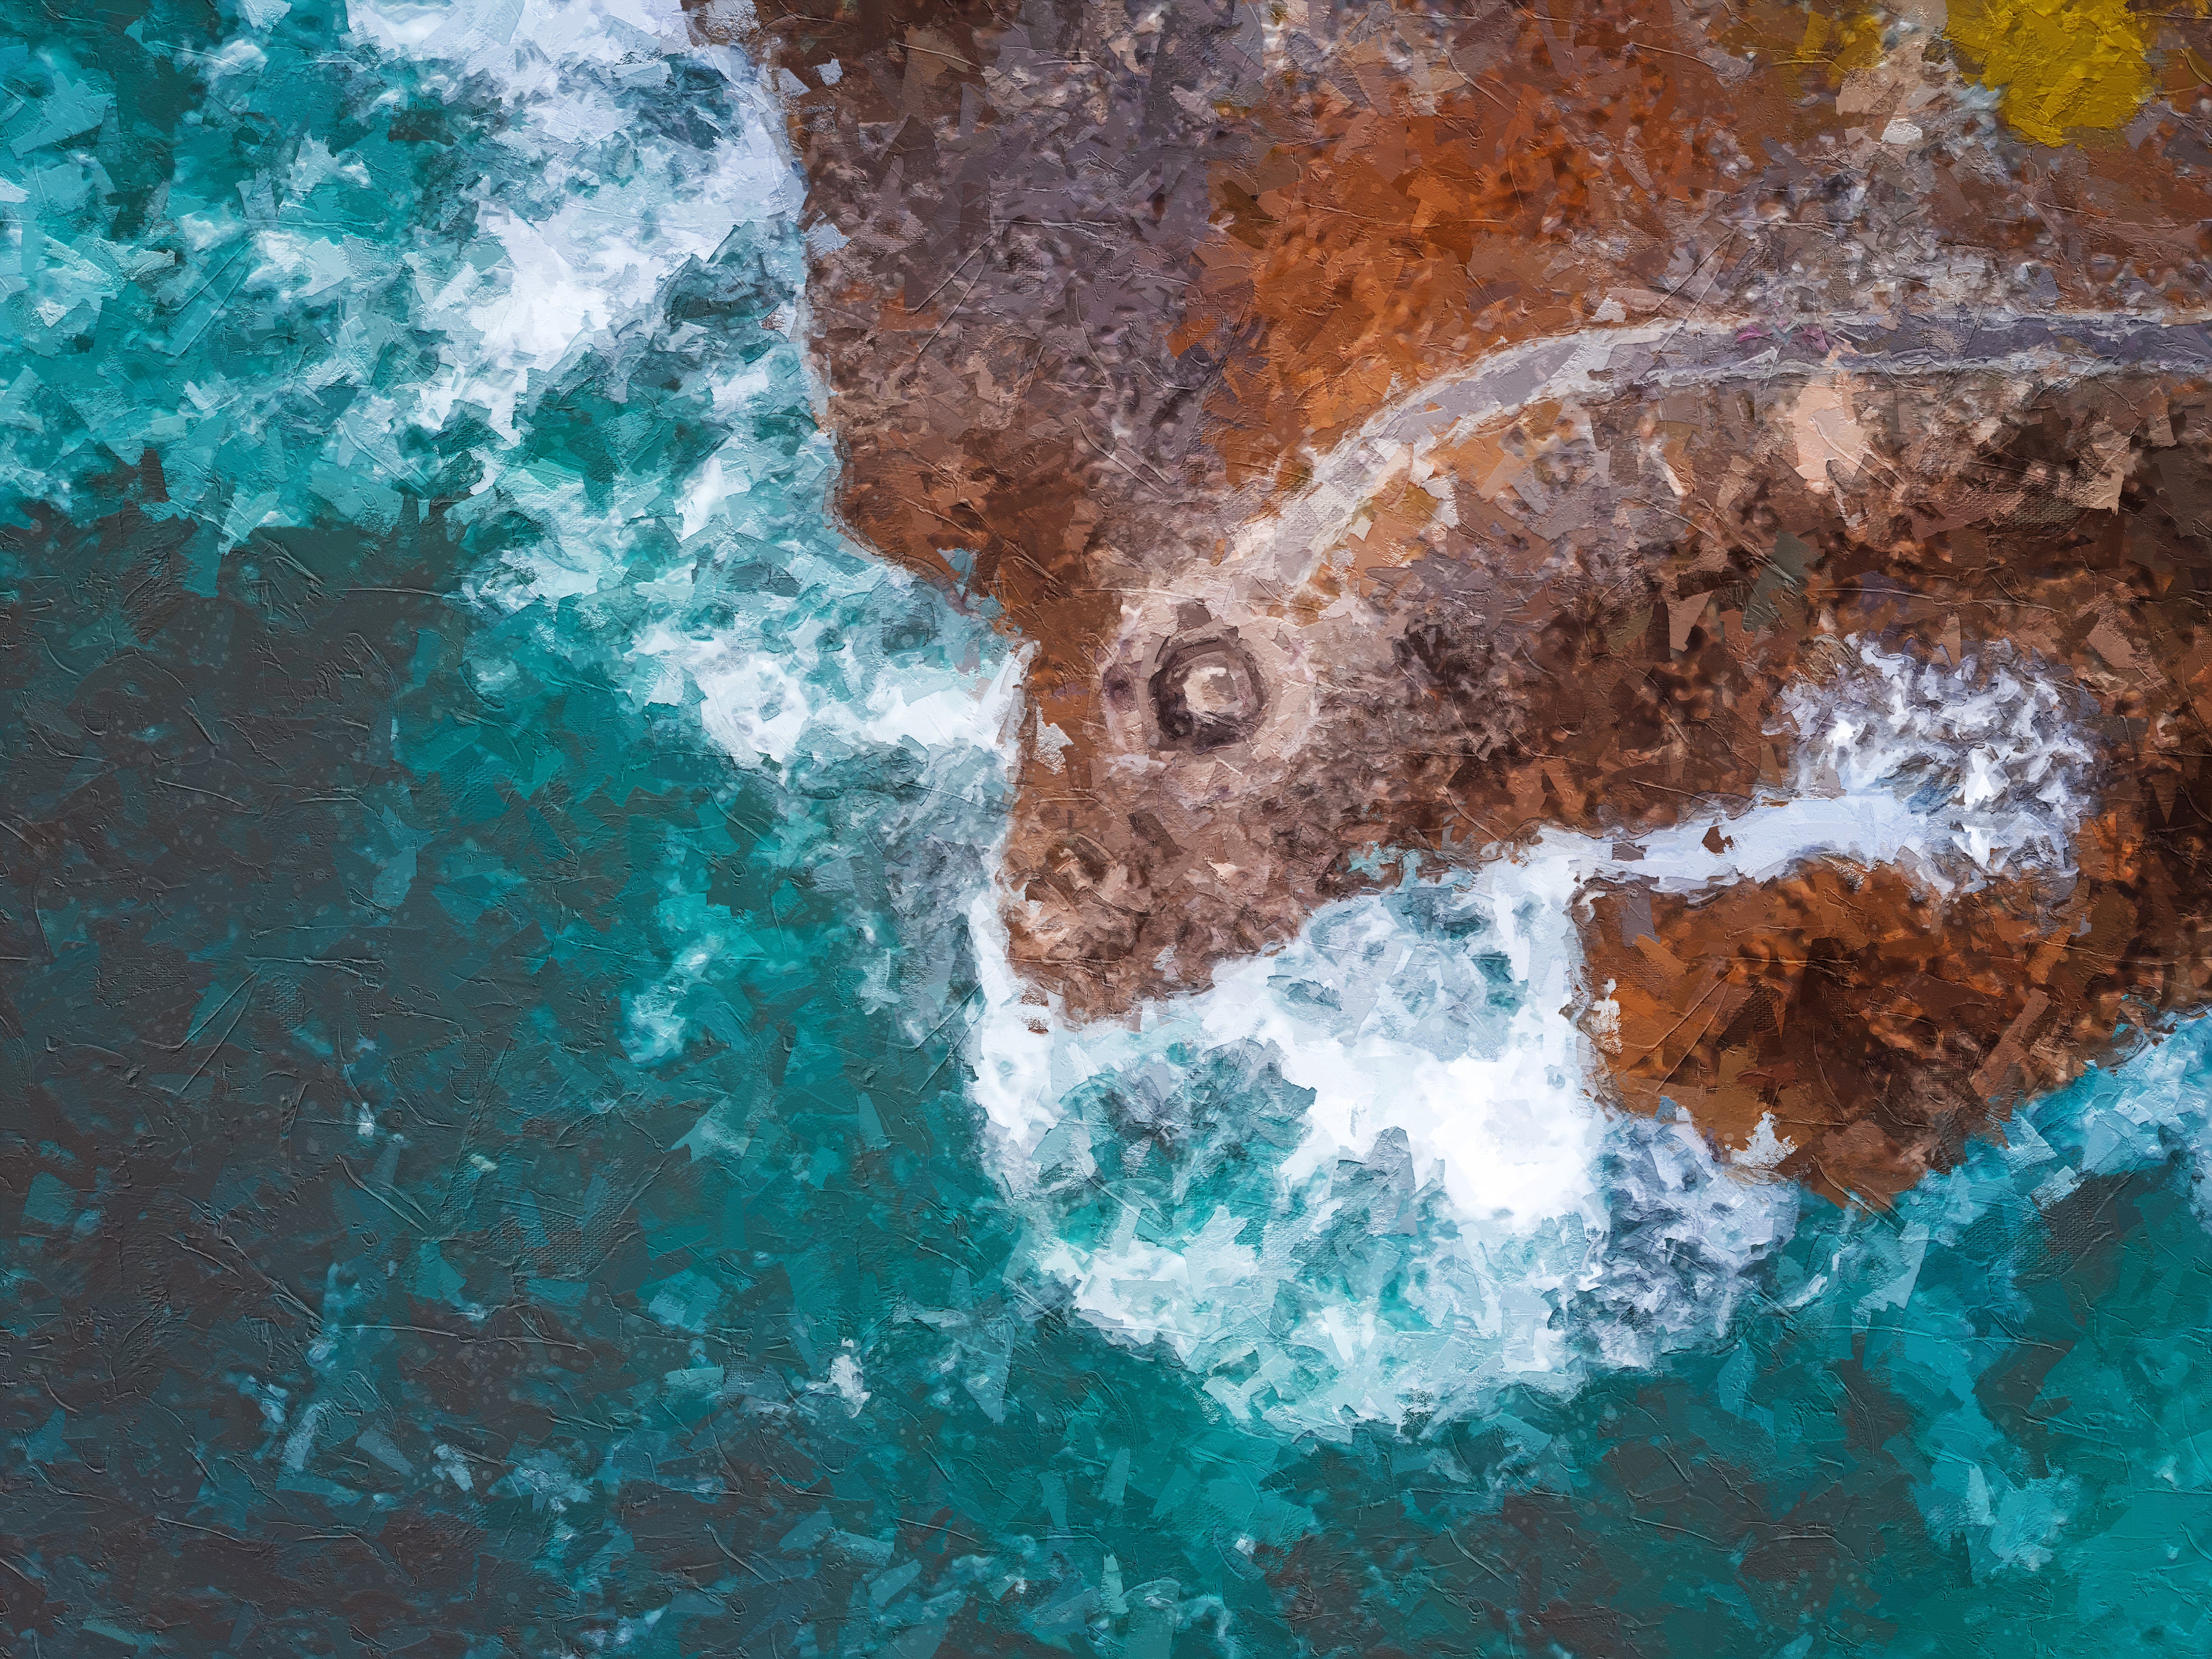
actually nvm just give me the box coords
[1948,0,2154,145]
[1797,5,1888,79]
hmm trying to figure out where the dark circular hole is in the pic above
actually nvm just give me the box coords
[1149,636,1265,750]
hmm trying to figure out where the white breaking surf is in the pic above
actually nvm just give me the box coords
[956,633,2106,1434]
[365,0,2111,1437]
[1777,637,2098,881]
[969,841,1800,1436]
[340,0,809,613]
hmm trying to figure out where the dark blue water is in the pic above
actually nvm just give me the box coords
[8,2,2212,1654]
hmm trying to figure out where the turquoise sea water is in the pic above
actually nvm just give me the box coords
[11,2,2212,1654]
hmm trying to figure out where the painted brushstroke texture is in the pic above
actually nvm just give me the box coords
[15,2,2212,1658]
[739,0,2212,1200]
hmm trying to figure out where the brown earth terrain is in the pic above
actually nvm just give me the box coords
[701,0,2212,1199]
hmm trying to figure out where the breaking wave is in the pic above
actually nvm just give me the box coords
[316,0,2212,1452]
[970,847,1800,1435]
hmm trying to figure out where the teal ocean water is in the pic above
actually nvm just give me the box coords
[11,2,2212,1654]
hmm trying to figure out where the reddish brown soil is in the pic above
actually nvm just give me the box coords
[714,0,2212,1200]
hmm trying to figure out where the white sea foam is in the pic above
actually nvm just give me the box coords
[346,0,980,764]
[346,0,1033,805]
[344,0,805,587]
[967,840,1800,1434]
[1776,637,2097,879]
[654,617,1758,1433]
[646,610,2101,1431]
[341,5,2110,1434]
[947,635,2104,1431]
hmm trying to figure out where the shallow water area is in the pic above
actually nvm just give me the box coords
[17,0,2212,1652]
[970,841,1805,1435]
